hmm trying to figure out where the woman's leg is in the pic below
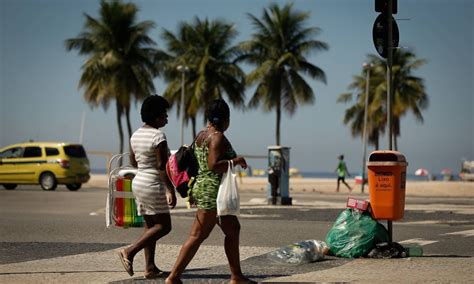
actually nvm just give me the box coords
[165,209,217,283]
[122,213,172,267]
[218,215,246,282]
[143,236,159,274]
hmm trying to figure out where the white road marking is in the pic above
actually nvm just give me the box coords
[398,238,439,246]
[239,213,281,218]
[248,198,267,204]
[441,229,474,237]
[402,220,471,225]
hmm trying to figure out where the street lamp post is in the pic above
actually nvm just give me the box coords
[361,63,373,193]
[177,65,189,146]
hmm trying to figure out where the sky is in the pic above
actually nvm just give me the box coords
[0,0,473,176]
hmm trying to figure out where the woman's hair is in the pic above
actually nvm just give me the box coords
[140,95,169,124]
[205,99,230,131]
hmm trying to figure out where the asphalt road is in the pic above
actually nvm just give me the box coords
[1,185,473,268]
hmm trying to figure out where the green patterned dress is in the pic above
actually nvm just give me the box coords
[192,135,236,210]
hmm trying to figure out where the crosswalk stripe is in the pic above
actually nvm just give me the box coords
[441,229,474,237]
[398,238,438,246]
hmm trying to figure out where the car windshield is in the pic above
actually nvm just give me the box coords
[64,145,87,158]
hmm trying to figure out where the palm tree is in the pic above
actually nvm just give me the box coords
[237,3,328,145]
[65,0,157,154]
[157,17,245,138]
[337,61,387,149]
[382,50,428,149]
[339,49,428,150]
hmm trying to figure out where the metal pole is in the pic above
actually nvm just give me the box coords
[387,0,393,151]
[180,70,185,146]
[386,0,394,242]
[361,63,371,193]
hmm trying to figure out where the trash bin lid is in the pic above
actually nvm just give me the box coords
[367,150,408,167]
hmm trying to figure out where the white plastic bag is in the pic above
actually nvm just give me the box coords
[216,160,240,216]
[267,240,329,265]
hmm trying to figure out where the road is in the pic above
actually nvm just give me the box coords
[1,185,473,282]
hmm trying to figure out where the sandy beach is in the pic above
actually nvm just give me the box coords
[85,175,474,198]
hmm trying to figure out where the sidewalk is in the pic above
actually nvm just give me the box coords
[1,243,473,283]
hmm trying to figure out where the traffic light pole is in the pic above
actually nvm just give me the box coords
[386,0,394,242]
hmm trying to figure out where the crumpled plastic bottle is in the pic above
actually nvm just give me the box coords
[267,240,329,265]
[405,245,423,257]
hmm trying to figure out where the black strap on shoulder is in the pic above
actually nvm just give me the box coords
[192,129,206,148]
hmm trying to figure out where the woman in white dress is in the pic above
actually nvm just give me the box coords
[118,95,177,279]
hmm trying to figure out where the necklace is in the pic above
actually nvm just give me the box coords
[206,124,222,134]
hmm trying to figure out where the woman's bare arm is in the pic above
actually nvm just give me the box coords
[207,133,247,173]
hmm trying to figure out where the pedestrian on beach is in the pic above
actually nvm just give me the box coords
[165,99,255,284]
[335,154,352,192]
[118,95,177,279]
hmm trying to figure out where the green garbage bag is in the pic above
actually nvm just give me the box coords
[326,209,389,258]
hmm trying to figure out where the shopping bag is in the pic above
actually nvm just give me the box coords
[216,160,240,216]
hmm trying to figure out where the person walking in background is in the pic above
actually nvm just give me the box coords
[335,154,352,192]
[166,99,255,284]
[118,95,177,279]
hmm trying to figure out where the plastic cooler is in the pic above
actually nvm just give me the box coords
[367,150,408,220]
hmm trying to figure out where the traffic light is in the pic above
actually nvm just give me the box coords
[375,0,397,14]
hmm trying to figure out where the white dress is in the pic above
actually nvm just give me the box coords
[130,126,169,215]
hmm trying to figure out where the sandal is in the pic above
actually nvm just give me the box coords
[118,249,134,276]
[144,268,165,279]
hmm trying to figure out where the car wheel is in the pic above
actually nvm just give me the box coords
[66,183,82,191]
[40,172,57,191]
[3,184,17,190]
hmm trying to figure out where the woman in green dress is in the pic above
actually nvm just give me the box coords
[166,99,255,284]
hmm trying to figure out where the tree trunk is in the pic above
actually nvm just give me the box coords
[116,101,124,166]
[191,116,197,139]
[393,134,398,151]
[125,104,133,155]
[393,118,400,151]
[276,102,281,146]
[371,131,379,150]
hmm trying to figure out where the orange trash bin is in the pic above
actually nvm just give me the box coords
[367,150,408,220]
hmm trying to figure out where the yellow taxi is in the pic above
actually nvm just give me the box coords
[0,142,90,191]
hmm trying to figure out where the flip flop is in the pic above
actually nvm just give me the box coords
[144,269,165,279]
[118,250,134,276]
